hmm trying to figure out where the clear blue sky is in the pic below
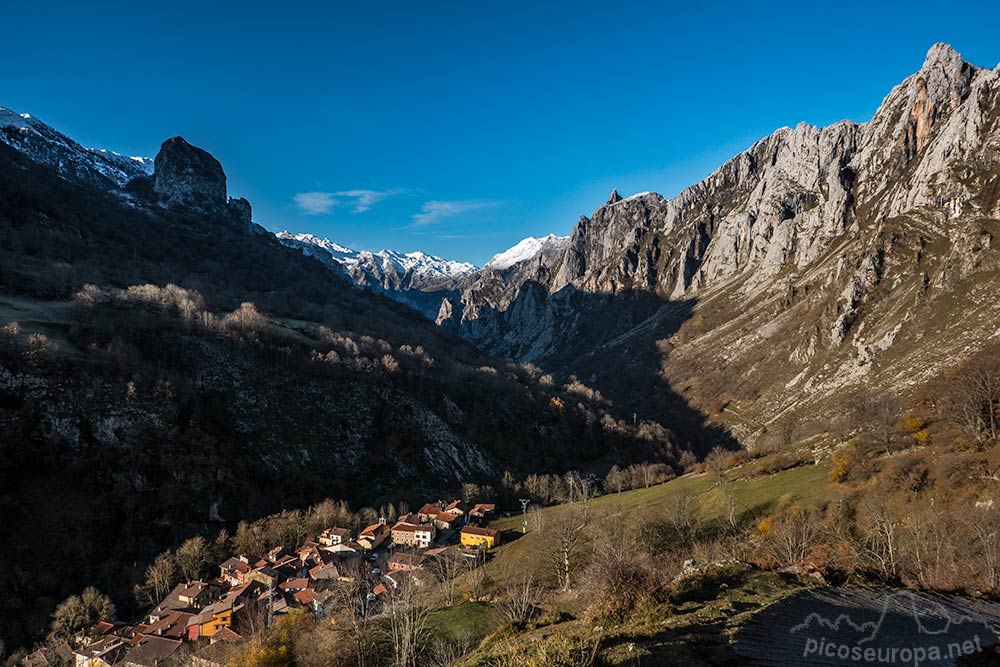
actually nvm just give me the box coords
[5,1,1000,265]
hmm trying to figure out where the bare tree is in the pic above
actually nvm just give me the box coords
[465,548,489,601]
[760,505,820,566]
[858,498,900,580]
[136,552,178,605]
[433,550,465,607]
[548,504,589,591]
[704,447,728,484]
[383,577,430,667]
[175,536,210,582]
[942,353,1000,442]
[330,561,377,667]
[496,576,542,624]
[526,506,545,533]
[967,507,1000,592]
[428,635,478,667]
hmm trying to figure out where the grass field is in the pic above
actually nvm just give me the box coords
[482,462,829,586]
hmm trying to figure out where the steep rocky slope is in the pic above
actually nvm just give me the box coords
[438,43,1000,444]
[0,105,154,187]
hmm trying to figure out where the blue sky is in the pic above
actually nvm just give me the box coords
[5,1,1000,265]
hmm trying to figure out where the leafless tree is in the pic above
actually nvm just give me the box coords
[761,505,820,566]
[967,507,1000,592]
[427,635,478,667]
[383,577,430,667]
[704,447,728,484]
[175,536,210,582]
[496,576,542,624]
[526,506,545,533]
[942,354,1000,442]
[858,498,901,579]
[433,550,465,607]
[331,560,376,667]
[136,552,178,605]
[464,548,489,601]
[548,503,589,591]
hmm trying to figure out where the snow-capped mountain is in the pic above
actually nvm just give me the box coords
[276,231,477,318]
[485,234,569,271]
[276,231,476,284]
[0,105,153,188]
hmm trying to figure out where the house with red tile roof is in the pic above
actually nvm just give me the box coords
[357,522,390,550]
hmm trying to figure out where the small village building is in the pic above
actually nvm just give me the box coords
[391,522,436,548]
[469,504,496,520]
[73,636,128,667]
[357,522,390,550]
[23,643,73,667]
[122,636,182,667]
[153,581,217,616]
[446,500,470,516]
[433,511,462,531]
[460,526,500,549]
[417,503,444,523]
[318,527,352,547]
[388,551,428,572]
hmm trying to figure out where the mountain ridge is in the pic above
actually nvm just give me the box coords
[431,42,1000,444]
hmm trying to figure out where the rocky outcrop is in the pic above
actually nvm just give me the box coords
[153,136,227,209]
[152,136,254,229]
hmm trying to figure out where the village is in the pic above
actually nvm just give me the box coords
[30,500,500,667]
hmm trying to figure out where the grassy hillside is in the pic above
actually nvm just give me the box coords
[426,463,830,665]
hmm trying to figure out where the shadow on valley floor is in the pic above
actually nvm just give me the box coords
[451,280,739,459]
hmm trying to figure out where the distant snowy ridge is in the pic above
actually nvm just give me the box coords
[485,234,569,271]
[276,230,478,282]
[0,105,153,187]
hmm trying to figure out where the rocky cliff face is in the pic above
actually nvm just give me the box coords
[153,136,253,228]
[441,43,1000,445]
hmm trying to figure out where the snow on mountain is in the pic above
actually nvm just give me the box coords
[276,231,477,283]
[0,104,153,188]
[485,234,569,271]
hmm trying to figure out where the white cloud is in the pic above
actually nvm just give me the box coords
[294,191,337,215]
[294,189,403,215]
[334,189,392,214]
[412,199,501,226]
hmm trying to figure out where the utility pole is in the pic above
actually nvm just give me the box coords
[519,498,530,533]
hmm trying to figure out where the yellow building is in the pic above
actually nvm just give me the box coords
[460,525,500,549]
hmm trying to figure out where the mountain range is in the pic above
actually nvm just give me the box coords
[2,40,1000,645]
[282,42,1000,446]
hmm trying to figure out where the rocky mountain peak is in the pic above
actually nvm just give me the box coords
[153,136,227,210]
[922,42,964,72]
[607,188,622,205]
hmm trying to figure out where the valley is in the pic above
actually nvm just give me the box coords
[1,26,999,667]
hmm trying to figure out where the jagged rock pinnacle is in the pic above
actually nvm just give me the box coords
[922,42,963,71]
[607,189,622,205]
[153,136,227,210]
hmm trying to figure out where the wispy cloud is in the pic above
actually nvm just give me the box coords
[293,188,405,215]
[294,191,338,215]
[411,199,501,226]
[333,189,394,214]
